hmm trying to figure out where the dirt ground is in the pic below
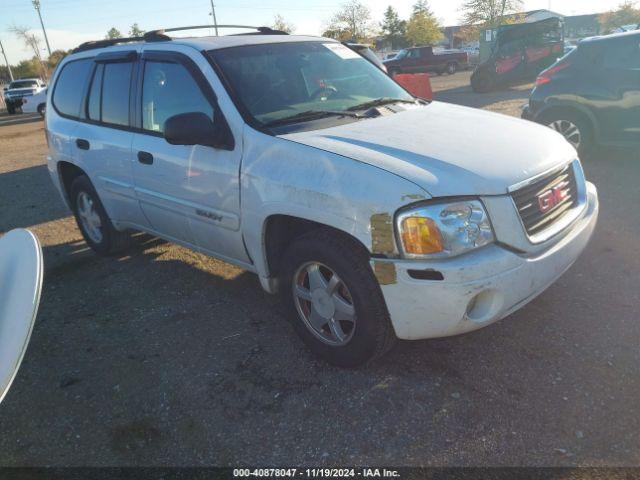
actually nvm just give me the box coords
[0,71,639,467]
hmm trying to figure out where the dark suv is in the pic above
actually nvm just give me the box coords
[523,31,640,156]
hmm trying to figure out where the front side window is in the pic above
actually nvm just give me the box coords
[141,60,214,133]
[52,59,93,118]
[209,41,413,126]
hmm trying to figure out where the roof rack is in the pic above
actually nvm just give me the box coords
[72,25,288,53]
[144,25,289,40]
[72,36,143,53]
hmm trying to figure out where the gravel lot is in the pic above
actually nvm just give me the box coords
[0,71,638,467]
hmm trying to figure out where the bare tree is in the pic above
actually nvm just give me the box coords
[460,0,524,27]
[9,25,48,78]
[273,14,295,34]
[323,0,374,42]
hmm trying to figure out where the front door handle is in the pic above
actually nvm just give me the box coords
[76,138,90,150]
[137,151,154,165]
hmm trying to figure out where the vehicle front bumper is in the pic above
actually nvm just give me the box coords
[378,182,598,340]
[4,97,24,107]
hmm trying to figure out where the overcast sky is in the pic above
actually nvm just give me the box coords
[0,0,625,64]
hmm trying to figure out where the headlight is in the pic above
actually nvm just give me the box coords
[397,199,494,258]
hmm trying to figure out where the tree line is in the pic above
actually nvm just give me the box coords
[322,0,640,49]
[2,0,639,83]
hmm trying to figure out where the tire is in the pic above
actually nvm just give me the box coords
[446,62,458,75]
[538,110,594,158]
[6,104,15,115]
[37,103,46,118]
[471,69,495,93]
[279,228,397,368]
[388,67,401,78]
[70,175,129,256]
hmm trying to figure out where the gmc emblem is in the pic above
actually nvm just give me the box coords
[538,184,569,213]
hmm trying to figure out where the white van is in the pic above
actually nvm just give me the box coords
[45,27,598,367]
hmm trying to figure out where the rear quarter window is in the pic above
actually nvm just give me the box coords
[52,58,93,118]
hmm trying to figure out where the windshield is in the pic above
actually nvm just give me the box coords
[394,49,408,60]
[209,41,413,126]
[9,80,38,89]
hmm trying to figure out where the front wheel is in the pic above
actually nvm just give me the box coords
[446,62,458,75]
[6,104,15,115]
[37,103,46,118]
[279,229,396,367]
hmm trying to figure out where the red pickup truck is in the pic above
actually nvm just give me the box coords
[383,46,469,76]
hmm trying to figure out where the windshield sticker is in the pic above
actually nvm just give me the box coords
[323,43,361,60]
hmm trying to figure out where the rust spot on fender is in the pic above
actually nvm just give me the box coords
[370,213,395,255]
[373,262,397,285]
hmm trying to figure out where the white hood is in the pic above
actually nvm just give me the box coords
[281,102,577,197]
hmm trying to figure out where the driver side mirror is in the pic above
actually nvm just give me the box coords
[164,112,234,150]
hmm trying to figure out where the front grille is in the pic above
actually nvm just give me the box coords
[512,163,578,237]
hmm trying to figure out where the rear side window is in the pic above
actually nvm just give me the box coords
[87,64,104,121]
[101,62,133,126]
[603,39,640,69]
[52,59,93,118]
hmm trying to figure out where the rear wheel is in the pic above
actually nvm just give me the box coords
[279,229,396,368]
[70,175,130,256]
[538,110,594,158]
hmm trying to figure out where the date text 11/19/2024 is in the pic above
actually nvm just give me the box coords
[233,468,401,478]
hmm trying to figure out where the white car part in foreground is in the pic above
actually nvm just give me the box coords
[0,229,43,404]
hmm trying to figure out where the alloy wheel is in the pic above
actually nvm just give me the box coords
[292,262,356,346]
[76,191,103,244]
[548,119,581,150]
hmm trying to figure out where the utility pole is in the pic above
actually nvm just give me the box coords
[209,0,219,36]
[32,0,52,57]
[0,39,14,82]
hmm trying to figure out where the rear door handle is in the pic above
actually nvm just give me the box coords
[137,151,154,165]
[76,138,90,150]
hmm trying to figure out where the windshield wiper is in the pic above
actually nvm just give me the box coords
[264,110,364,128]
[347,97,418,111]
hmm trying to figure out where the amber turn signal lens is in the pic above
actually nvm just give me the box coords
[400,217,444,255]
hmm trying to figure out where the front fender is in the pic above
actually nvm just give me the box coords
[240,127,430,278]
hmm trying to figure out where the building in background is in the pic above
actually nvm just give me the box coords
[564,14,601,43]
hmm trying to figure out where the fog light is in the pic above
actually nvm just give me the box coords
[466,289,503,323]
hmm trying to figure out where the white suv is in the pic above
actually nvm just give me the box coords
[45,27,599,367]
